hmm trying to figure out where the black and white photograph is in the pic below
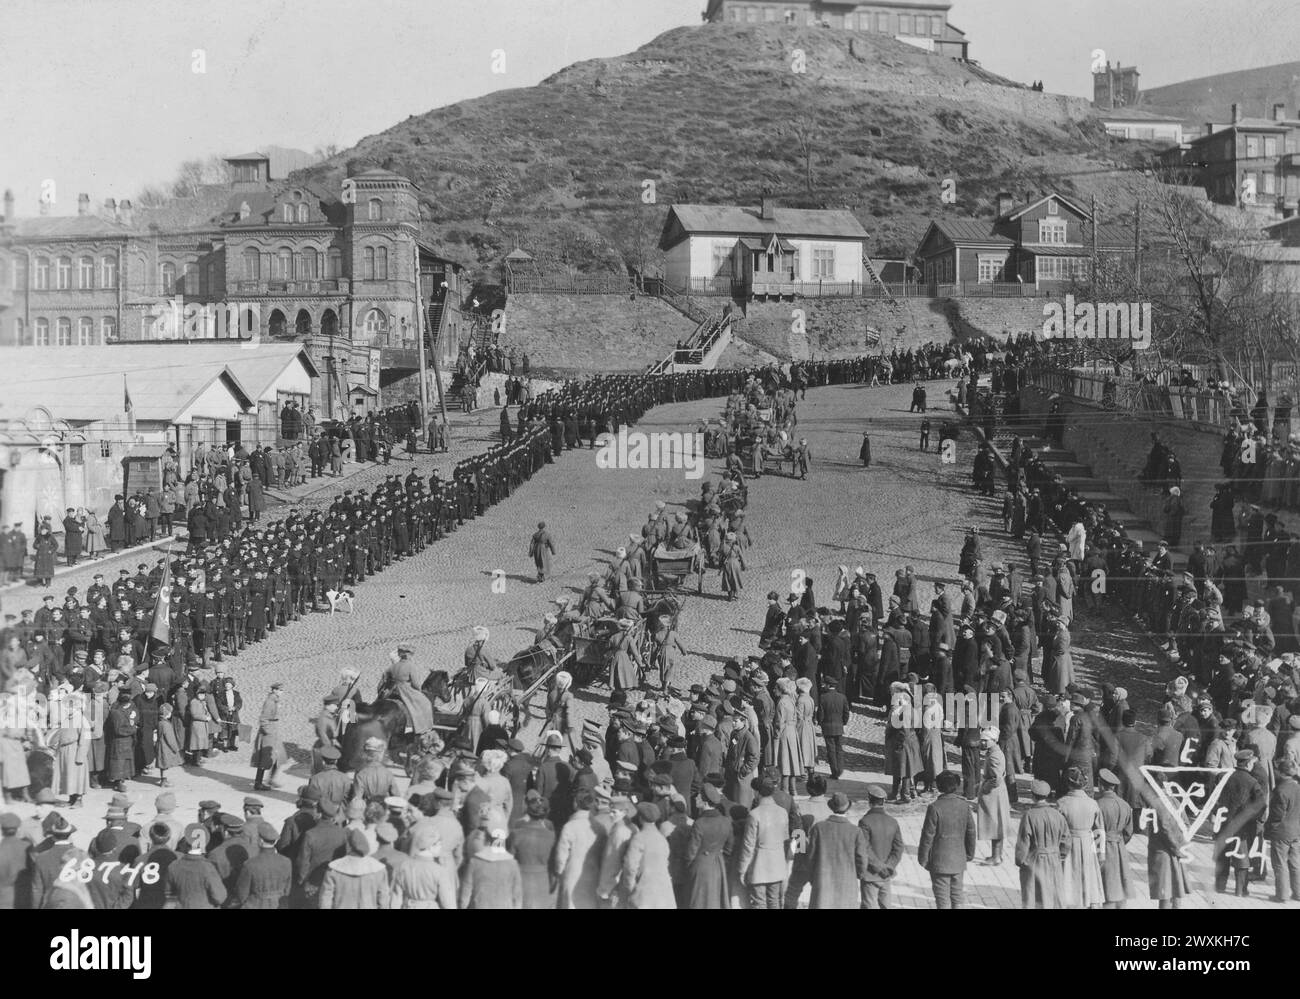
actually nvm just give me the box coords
[0,0,1297,970]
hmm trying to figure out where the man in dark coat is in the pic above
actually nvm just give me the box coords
[1029,695,1068,792]
[103,690,139,792]
[233,821,292,909]
[292,798,346,909]
[684,783,733,909]
[815,677,850,780]
[806,792,882,909]
[106,496,127,552]
[1213,748,1268,897]
[858,784,905,908]
[164,833,227,909]
[917,770,977,909]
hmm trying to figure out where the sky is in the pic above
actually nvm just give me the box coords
[1,0,1296,216]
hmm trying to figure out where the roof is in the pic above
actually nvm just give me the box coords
[504,247,535,261]
[1099,109,1186,123]
[8,215,137,239]
[921,219,1013,247]
[226,151,270,161]
[1002,193,1092,222]
[0,353,255,423]
[1235,242,1300,263]
[661,204,869,249]
[1190,118,1295,144]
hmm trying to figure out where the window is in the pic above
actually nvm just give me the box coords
[711,243,733,278]
[159,262,176,294]
[1038,219,1067,244]
[297,203,309,223]
[14,317,25,343]
[1036,257,1089,281]
[1246,136,1260,158]
[363,308,387,336]
[932,15,942,34]
[34,257,49,289]
[101,316,117,342]
[302,247,319,280]
[77,317,94,345]
[34,318,49,346]
[977,257,1002,283]
[11,256,25,289]
[764,6,776,21]
[69,445,84,466]
[56,317,72,346]
[327,247,342,279]
[56,256,71,290]
[899,14,912,33]
[100,441,113,458]
[812,247,836,279]
[1265,136,1279,157]
[367,198,382,220]
[283,204,293,223]
[364,246,376,280]
[376,246,388,280]
[1047,200,1059,215]
[243,248,260,280]
[101,255,117,288]
[745,6,756,22]
[277,248,293,280]
[729,6,740,20]
[183,262,198,294]
[78,256,94,289]
[877,12,890,31]
[1263,171,1277,195]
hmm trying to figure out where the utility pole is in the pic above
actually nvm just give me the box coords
[1091,194,1100,289]
[413,246,431,437]
[1133,197,1142,286]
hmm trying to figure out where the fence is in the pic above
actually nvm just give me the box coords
[673,278,1051,300]
[506,274,635,294]
[1023,366,1243,433]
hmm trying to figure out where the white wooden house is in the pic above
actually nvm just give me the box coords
[659,199,871,297]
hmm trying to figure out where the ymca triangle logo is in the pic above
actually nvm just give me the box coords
[1139,765,1234,841]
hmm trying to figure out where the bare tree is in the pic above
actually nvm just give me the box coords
[786,111,821,191]
[172,159,207,198]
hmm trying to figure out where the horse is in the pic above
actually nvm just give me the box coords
[337,670,456,774]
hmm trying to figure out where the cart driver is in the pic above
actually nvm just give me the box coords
[464,626,502,682]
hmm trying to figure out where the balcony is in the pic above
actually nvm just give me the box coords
[231,278,348,295]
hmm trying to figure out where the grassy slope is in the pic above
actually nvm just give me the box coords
[295,25,1156,281]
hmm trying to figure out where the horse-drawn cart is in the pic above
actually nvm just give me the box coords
[651,543,705,595]
[435,644,575,740]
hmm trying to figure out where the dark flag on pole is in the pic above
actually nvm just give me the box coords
[149,556,172,651]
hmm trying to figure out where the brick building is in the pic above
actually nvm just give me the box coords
[0,156,471,417]
[703,0,969,59]
[1172,104,1300,218]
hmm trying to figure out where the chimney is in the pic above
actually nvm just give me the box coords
[103,197,116,219]
[2,189,12,220]
[760,195,776,221]
[77,193,90,216]
[995,191,1014,218]
[1275,102,1287,122]
[1205,122,1215,137]
[117,199,133,226]
[1232,103,1242,124]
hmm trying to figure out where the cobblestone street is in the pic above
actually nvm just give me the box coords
[13,382,1288,909]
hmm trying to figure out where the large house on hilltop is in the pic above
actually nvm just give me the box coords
[659,198,871,298]
[703,0,969,59]
[913,192,1132,291]
[0,153,471,416]
[1166,104,1300,217]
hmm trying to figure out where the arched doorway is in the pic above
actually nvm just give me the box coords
[268,309,287,338]
[295,309,312,338]
[321,309,338,337]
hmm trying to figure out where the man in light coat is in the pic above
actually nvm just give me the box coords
[620,801,676,908]
[737,776,791,909]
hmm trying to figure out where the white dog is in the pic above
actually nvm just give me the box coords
[325,589,355,615]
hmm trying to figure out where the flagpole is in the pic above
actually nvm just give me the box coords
[147,542,174,656]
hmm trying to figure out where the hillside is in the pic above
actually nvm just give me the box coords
[1140,61,1300,125]
[296,24,1153,280]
